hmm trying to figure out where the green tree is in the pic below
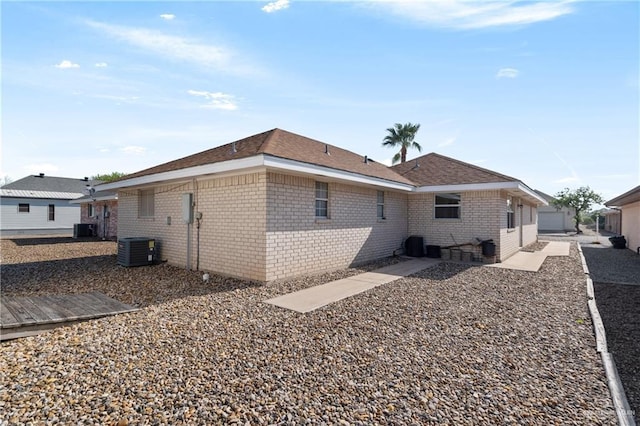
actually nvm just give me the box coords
[92,172,127,183]
[553,186,604,234]
[382,122,422,164]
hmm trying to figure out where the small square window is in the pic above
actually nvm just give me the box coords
[435,193,461,219]
[18,203,30,213]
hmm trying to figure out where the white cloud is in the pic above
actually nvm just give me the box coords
[160,14,175,20]
[99,148,110,153]
[85,20,258,76]
[188,90,238,110]
[496,68,519,79]
[95,62,108,68]
[438,136,456,147]
[262,0,290,13]
[554,175,580,184]
[121,146,146,154]
[55,60,80,69]
[367,0,575,30]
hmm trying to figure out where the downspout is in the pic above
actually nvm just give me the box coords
[103,203,107,240]
[196,213,202,270]
[186,222,191,271]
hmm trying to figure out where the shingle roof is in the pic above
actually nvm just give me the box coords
[390,153,519,186]
[1,175,101,199]
[120,128,414,186]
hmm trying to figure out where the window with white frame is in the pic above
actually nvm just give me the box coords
[138,189,155,218]
[88,204,95,218]
[434,193,461,219]
[377,190,385,219]
[507,197,515,229]
[315,182,328,218]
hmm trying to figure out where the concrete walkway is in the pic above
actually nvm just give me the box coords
[265,241,572,313]
[487,241,571,272]
[264,258,440,313]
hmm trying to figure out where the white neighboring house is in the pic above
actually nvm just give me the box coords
[534,189,576,233]
[0,174,101,236]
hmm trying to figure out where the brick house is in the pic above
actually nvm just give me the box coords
[98,129,546,282]
[70,190,118,239]
[605,185,640,252]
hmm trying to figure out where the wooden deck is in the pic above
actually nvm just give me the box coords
[1,292,139,341]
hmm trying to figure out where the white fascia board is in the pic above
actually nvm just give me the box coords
[96,156,266,191]
[96,154,415,192]
[514,183,549,205]
[263,156,415,192]
[69,194,118,204]
[416,181,548,205]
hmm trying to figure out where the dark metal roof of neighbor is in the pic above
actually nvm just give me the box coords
[119,128,415,186]
[1,174,101,194]
[605,185,640,207]
[391,153,519,186]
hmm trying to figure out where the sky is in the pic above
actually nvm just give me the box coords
[1,0,638,205]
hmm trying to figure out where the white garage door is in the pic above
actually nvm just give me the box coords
[538,212,565,231]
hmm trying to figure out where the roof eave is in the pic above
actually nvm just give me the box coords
[96,154,416,192]
[69,194,118,204]
[605,185,640,207]
[415,181,548,205]
[264,155,415,191]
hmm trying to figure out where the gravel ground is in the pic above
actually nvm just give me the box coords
[583,245,640,422]
[1,237,616,425]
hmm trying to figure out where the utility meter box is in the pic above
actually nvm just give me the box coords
[182,193,194,224]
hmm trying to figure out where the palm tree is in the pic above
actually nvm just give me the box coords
[382,122,422,164]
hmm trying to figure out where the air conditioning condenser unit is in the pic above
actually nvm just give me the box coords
[117,237,157,267]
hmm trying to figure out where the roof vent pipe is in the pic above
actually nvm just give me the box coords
[231,141,237,154]
[414,160,419,169]
[83,177,89,181]
[38,173,45,178]
[325,144,330,155]
[364,155,368,164]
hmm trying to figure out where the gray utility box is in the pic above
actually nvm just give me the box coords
[117,237,157,267]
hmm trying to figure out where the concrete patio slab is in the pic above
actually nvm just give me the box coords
[487,241,571,272]
[540,241,571,256]
[264,258,440,313]
[487,251,548,272]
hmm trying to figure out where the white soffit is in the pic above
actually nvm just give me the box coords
[417,181,548,205]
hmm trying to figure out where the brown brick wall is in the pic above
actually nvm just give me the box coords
[80,200,118,239]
